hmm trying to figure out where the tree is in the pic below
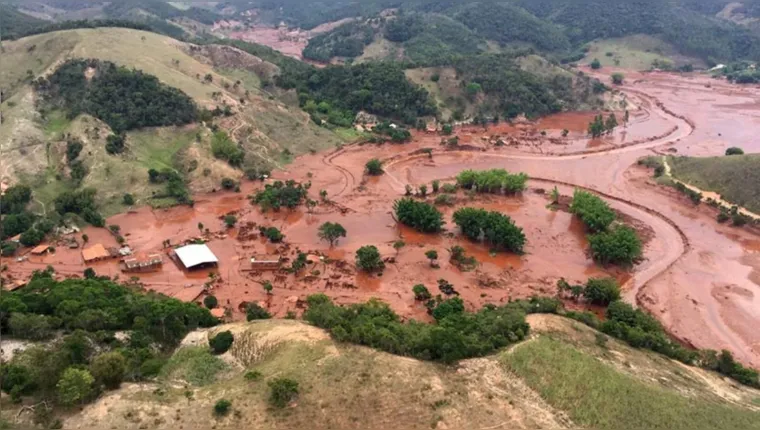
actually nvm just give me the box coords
[465,82,482,100]
[418,184,428,197]
[260,226,284,243]
[8,313,53,340]
[82,234,89,244]
[209,331,234,354]
[197,222,205,234]
[122,193,135,205]
[319,189,328,202]
[57,368,94,405]
[412,284,431,301]
[432,297,465,321]
[425,250,438,266]
[268,378,299,408]
[589,225,642,265]
[365,158,383,176]
[356,245,384,272]
[214,399,232,416]
[306,199,317,213]
[291,252,308,273]
[263,281,273,295]
[224,215,237,228]
[20,228,45,247]
[588,114,605,138]
[90,351,126,389]
[393,240,405,254]
[583,278,621,305]
[590,58,601,69]
[393,198,444,233]
[84,268,96,279]
[442,124,453,135]
[318,222,347,247]
[605,113,618,133]
[726,147,744,156]
[105,133,126,154]
[432,180,440,193]
[611,73,625,85]
[204,295,218,309]
[246,302,271,320]
[452,207,526,254]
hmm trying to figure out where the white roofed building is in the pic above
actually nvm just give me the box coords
[174,244,219,270]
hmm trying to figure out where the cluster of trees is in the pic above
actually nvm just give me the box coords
[371,121,413,142]
[211,131,245,167]
[557,277,621,305]
[588,113,618,138]
[0,185,50,251]
[303,293,559,363]
[252,180,308,212]
[279,61,436,125]
[0,272,216,414]
[303,21,375,62]
[356,245,385,272]
[54,188,105,227]
[452,208,526,254]
[393,198,444,233]
[456,169,528,194]
[722,62,760,83]
[65,137,88,185]
[570,190,642,265]
[34,59,197,134]
[303,99,355,128]
[147,168,192,205]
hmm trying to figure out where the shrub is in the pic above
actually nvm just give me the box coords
[434,193,454,206]
[365,158,383,175]
[425,250,438,265]
[431,180,440,193]
[244,370,262,381]
[569,189,615,232]
[204,295,218,309]
[214,399,232,416]
[246,303,271,321]
[611,73,625,85]
[456,169,527,194]
[209,331,234,354]
[56,368,94,405]
[441,124,453,135]
[583,278,621,305]
[432,297,465,321]
[725,147,744,156]
[590,58,601,69]
[588,225,642,265]
[441,183,457,193]
[90,352,126,389]
[253,180,307,211]
[356,245,384,272]
[393,198,444,233]
[259,226,284,243]
[220,178,236,190]
[452,207,526,253]
[223,215,237,228]
[268,378,299,408]
[412,284,431,301]
[122,193,135,205]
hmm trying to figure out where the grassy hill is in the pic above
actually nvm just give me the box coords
[669,154,760,213]
[54,314,760,430]
[0,27,343,215]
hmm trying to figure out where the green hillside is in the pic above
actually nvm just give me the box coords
[45,314,760,430]
[0,28,344,215]
[669,154,760,213]
[0,3,48,38]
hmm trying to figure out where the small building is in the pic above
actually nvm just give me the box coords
[82,243,111,263]
[30,244,50,255]
[174,244,218,270]
[250,254,281,270]
[122,254,163,273]
[8,234,21,244]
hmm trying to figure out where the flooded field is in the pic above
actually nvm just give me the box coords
[4,67,760,367]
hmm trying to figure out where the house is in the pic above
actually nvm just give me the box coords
[174,244,218,270]
[82,243,111,263]
[30,244,50,255]
[250,254,281,270]
[122,254,163,273]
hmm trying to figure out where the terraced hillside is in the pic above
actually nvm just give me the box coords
[0,27,343,215]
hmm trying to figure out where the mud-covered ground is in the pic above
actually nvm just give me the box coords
[4,68,760,367]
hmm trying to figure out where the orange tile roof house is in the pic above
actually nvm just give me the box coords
[82,243,111,263]
[30,244,51,255]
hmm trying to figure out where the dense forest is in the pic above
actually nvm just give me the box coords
[34,59,198,134]
[0,271,216,422]
[0,3,47,39]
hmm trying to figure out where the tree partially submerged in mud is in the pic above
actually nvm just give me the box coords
[393,198,444,233]
[318,222,347,247]
[456,169,527,194]
[356,245,384,272]
[365,158,384,176]
[569,190,615,233]
[452,207,526,254]
[588,225,642,266]
[252,180,308,212]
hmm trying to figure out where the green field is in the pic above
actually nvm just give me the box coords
[669,154,760,213]
[582,35,704,70]
[503,335,760,430]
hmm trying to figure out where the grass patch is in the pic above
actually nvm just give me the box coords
[44,110,72,138]
[669,154,760,213]
[128,127,196,171]
[581,35,695,70]
[161,346,227,387]
[502,336,760,430]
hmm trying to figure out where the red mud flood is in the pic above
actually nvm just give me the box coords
[5,67,760,368]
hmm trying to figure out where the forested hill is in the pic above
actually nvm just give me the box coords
[0,3,47,38]
[251,0,760,64]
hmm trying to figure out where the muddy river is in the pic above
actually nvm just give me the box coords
[5,68,760,368]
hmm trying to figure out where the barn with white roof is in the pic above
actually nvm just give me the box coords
[173,244,219,270]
